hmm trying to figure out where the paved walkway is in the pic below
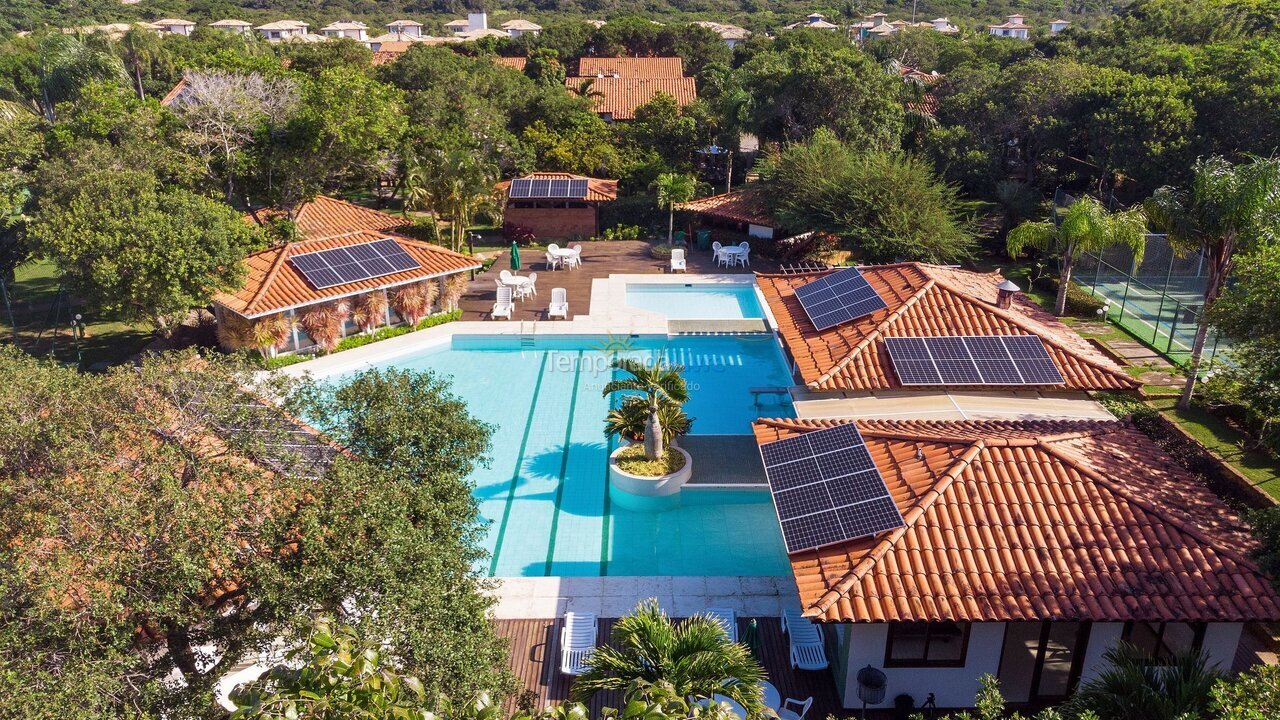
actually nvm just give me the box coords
[490,575,800,619]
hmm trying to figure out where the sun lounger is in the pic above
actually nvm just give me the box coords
[781,608,828,670]
[559,612,597,675]
[492,286,514,320]
[548,288,569,319]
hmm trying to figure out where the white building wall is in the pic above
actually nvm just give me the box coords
[1201,623,1244,671]
[1077,623,1122,684]
[748,224,774,240]
[841,623,1006,709]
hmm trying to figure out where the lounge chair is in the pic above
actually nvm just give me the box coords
[560,612,597,675]
[670,247,686,273]
[781,608,828,670]
[777,697,813,720]
[703,607,737,642]
[548,288,569,319]
[492,286,514,320]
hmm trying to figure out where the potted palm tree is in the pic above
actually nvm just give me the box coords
[602,358,694,502]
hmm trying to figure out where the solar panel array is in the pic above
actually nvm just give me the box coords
[508,178,589,199]
[759,423,905,553]
[289,238,421,290]
[793,267,888,331]
[883,335,1065,386]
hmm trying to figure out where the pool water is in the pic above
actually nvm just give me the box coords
[625,284,766,319]
[369,334,794,577]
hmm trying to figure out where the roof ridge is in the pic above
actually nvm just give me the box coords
[809,439,986,616]
[810,276,936,388]
[246,243,295,313]
[923,270,1137,387]
[1034,437,1264,573]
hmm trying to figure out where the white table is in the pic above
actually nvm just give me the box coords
[500,275,532,299]
[550,246,580,269]
[762,682,780,711]
[698,695,746,720]
[719,246,747,266]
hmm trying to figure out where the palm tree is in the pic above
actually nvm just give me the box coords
[402,154,443,244]
[409,148,498,252]
[653,173,697,245]
[1007,195,1148,317]
[120,28,162,101]
[570,600,766,716]
[1146,155,1280,409]
[570,78,604,100]
[1066,644,1220,720]
[601,358,689,461]
[36,34,129,121]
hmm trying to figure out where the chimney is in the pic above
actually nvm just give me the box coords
[467,11,488,32]
[996,279,1019,309]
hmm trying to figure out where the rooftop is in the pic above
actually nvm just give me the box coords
[497,172,618,202]
[676,188,773,227]
[321,21,368,31]
[501,19,543,31]
[753,417,1280,624]
[493,56,528,71]
[209,19,251,27]
[152,18,195,26]
[245,195,407,241]
[576,56,684,78]
[567,76,697,120]
[255,20,309,31]
[756,264,1139,392]
[387,19,424,27]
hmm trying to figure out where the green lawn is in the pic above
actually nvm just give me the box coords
[1148,395,1280,500]
[1,260,152,367]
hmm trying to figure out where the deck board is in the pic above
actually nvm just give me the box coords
[496,616,844,717]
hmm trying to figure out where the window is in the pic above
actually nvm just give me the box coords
[1122,622,1205,662]
[885,622,970,667]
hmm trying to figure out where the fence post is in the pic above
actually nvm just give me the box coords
[1167,302,1179,356]
[1117,277,1131,326]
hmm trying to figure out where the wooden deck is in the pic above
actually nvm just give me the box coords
[496,616,844,717]
[459,240,776,322]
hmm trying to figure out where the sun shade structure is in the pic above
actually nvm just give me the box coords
[756,263,1139,392]
[883,335,1065,386]
[759,423,904,553]
[793,267,888,331]
[753,417,1280,624]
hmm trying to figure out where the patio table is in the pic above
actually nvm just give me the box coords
[762,682,780,711]
[719,246,747,266]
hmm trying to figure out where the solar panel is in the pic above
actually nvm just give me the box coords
[509,179,532,198]
[289,238,421,290]
[883,335,1065,386]
[509,177,590,199]
[793,267,888,331]
[568,179,589,198]
[759,423,905,553]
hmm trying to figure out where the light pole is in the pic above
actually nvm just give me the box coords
[70,313,84,368]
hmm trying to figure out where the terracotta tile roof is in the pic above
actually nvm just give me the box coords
[497,172,618,202]
[757,264,1138,391]
[246,195,407,240]
[677,188,774,227]
[213,230,480,318]
[493,56,528,71]
[576,56,684,78]
[372,41,413,65]
[159,76,191,107]
[753,417,1280,624]
[566,76,698,120]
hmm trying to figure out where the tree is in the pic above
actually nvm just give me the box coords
[30,165,262,334]
[0,350,512,717]
[1211,662,1280,720]
[231,618,433,719]
[1065,644,1221,720]
[35,33,128,120]
[570,600,765,716]
[766,130,975,263]
[409,144,498,252]
[1007,196,1149,317]
[652,173,696,244]
[601,359,689,462]
[119,27,163,101]
[1145,155,1280,409]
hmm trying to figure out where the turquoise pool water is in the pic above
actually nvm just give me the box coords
[625,284,765,319]
[371,334,794,577]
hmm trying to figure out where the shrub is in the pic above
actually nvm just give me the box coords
[649,243,673,259]
[601,224,644,241]
[1033,275,1107,317]
[502,221,537,245]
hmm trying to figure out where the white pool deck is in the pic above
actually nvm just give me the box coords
[489,575,802,619]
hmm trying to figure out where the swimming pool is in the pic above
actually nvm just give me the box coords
[364,333,794,577]
[625,283,766,319]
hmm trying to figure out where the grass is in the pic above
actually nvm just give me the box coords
[1147,395,1280,500]
[1,260,152,367]
[614,443,687,477]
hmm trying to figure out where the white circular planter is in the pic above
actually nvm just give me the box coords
[608,443,693,512]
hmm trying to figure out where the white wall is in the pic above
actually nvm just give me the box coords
[840,623,1006,710]
[748,224,774,240]
[1201,623,1243,672]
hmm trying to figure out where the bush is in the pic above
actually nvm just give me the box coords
[502,221,536,245]
[1033,275,1107,317]
[600,224,644,241]
[1095,392,1156,420]
[600,194,662,232]
[649,243,673,259]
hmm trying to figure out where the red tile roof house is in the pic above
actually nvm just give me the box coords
[497,172,618,239]
[211,196,479,356]
[745,263,1280,711]
[565,57,697,122]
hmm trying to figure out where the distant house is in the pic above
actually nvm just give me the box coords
[208,19,252,34]
[150,18,196,36]
[989,13,1031,39]
[501,19,542,38]
[785,12,839,30]
[159,75,193,107]
[930,17,959,33]
[498,172,618,239]
[371,41,414,65]
[320,20,370,43]
[255,20,310,42]
[215,196,479,355]
[677,188,776,240]
[690,20,750,48]
[854,12,956,39]
[576,56,684,78]
[493,56,529,72]
[567,57,696,121]
[385,19,424,38]
[444,19,472,35]
[1050,18,1072,33]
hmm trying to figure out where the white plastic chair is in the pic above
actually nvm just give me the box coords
[565,244,583,270]
[492,286,514,320]
[781,608,828,670]
[737,241,751,267]
[777,697,813,720]
[559,612,597,675]
[670,247,686,273]
[548,287,569,319]
[545,252,561,270]
[703,607,736,642]
[522,271,538,298]
[712,241,724,267]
